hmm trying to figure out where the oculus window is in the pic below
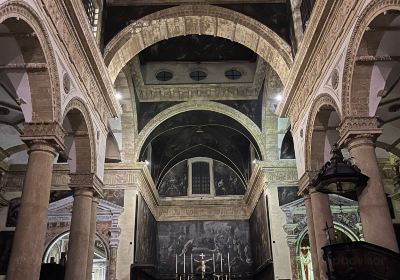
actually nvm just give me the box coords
[225,69,242,80]
[156,70,173,82]
[189,70,207,81]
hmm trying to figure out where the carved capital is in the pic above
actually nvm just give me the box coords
[298,170,318,196]
[69,173,104,198]
[338,117,382,145]
[21,122,66,152]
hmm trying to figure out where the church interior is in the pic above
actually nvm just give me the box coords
[0,0,400,280]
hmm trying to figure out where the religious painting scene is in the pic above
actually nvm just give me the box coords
[1,1,400,280]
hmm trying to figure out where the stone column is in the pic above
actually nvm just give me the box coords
[109,215,121,280]
[290,0,304,51]
[304,194,320,278]
[339,117,399,252]
[65,174,103,280]
[7,123,65,280]
[86,197,99,280]
[310,190,335,280]
[299,172,320,279]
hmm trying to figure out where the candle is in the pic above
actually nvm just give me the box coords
[191,254,193,273]
[176,254,178,274]
[220,253,223,273]
[213,252,215,272]
[228,252,230,273]
[184,253,186,274]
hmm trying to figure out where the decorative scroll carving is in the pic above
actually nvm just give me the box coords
[21,122,66,151]
[338,116,382,144]
[69,173,104,197]
[39,0,119,125]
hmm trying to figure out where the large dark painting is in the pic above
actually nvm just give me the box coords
[135,194,157,265]
[157,220,252,274]
[249,194,272,271]
[214,161,246,196]
[0,231,14,274]
[277,186,301,206]
[158,161,188,197]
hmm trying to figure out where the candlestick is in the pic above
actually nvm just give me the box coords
[176,254,178,274]
[212,252,215,272]
[191,254,193,273]
[220,253,223,273]
[184,253,186,274]
[228,252,230,273]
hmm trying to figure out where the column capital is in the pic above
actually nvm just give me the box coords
[298,170,318,196]
[21,122,66,152]
[69,173,104,198]
[338,117,382,146]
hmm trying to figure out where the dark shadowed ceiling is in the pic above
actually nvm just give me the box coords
[103,3,292,46]
[139,110,262,185]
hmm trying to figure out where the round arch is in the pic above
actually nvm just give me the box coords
[342,0,400,117]
[62,97,97,173]
[104,4,293,85]
[134,101,267,161]
[0,1,60,122]
[304,93,341,171]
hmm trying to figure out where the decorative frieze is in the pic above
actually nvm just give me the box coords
[69,173,104,197]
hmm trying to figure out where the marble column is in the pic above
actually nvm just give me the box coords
[7,140,58,280]
[108,246,118,280]
[310,190,335,280]
[86,197,99,280]
[304,194,320,279]
[346,134,399,252]
[65,188,94,280]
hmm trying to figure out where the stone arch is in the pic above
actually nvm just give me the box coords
[342,0,400,117]
[134,101,266,161]
[62,97,96,173]
[304,93,341,171]
[104,4,293,85]
[0,1,60,122]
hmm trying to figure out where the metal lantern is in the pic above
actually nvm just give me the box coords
[311,144,369,194]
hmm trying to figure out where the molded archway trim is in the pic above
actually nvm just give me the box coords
[134,101,267,161]
[104,4,293,85]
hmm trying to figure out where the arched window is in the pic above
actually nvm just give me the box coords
[44,232,108,280]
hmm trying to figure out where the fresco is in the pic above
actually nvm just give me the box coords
[278,186,301,206]
[249,194,272,271]
[103,189,124,207]
[135,194,157,265]
[157,220,252,274]
[214,161,246,196]
[158,161,188,197]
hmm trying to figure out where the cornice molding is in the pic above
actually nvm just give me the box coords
[129,57,267,102]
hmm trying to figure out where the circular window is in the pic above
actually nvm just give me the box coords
[156,71,173,82]
[189,70,207,81]
[225,69,242,80]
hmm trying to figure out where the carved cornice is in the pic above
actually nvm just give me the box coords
[297,170,318,196]
[69,173,104,197]
[338,116,382,145]
[38,0,121,126]
[21,122,66,152]
[277,0,362,126]
[3,162,297,221]
[130,57,267,102]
